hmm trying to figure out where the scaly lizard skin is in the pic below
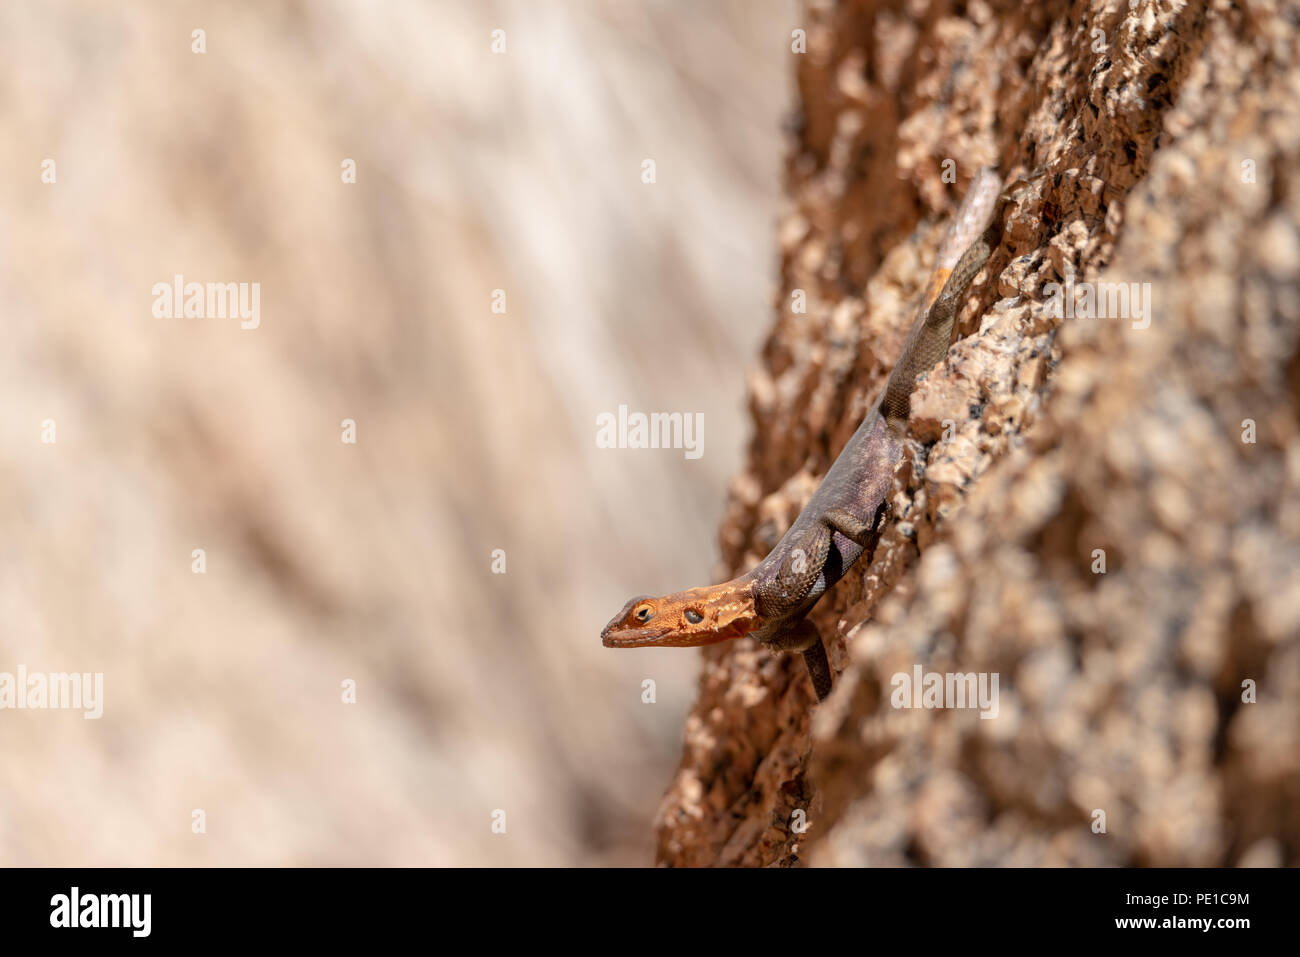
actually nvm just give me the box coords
[602,168,1009,701]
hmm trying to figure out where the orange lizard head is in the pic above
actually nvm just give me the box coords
[601,580,758,648]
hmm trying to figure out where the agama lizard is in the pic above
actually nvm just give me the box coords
[602,168,1009,701]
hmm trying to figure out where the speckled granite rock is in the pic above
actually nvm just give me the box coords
[655,0,1300,867]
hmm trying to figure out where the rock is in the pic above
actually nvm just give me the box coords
[655,0,1300,868]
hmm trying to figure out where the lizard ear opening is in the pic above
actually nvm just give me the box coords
[684,609,703,624]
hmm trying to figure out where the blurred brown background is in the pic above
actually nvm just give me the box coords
[0,0,795,865]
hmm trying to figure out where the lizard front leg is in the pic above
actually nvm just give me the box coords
[822,501,889,552]
[754,504,886,700]
[766,618,832,701]
[755,520,832,617]
[755,501,887,617]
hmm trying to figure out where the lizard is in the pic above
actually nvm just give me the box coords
[601,167,1012,701]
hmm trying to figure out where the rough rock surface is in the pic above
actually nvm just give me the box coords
[655,0,1300,867]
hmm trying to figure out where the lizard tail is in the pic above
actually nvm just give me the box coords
[880,167,1004,426]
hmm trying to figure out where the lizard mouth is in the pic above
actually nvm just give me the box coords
[601,623,671,648]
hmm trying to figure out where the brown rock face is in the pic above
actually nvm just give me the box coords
[655,0,1300,868]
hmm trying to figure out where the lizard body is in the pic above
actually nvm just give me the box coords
[602,168,1008,700]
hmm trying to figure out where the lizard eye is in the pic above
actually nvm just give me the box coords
[684,609,703,624]
[634,605,654,622]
